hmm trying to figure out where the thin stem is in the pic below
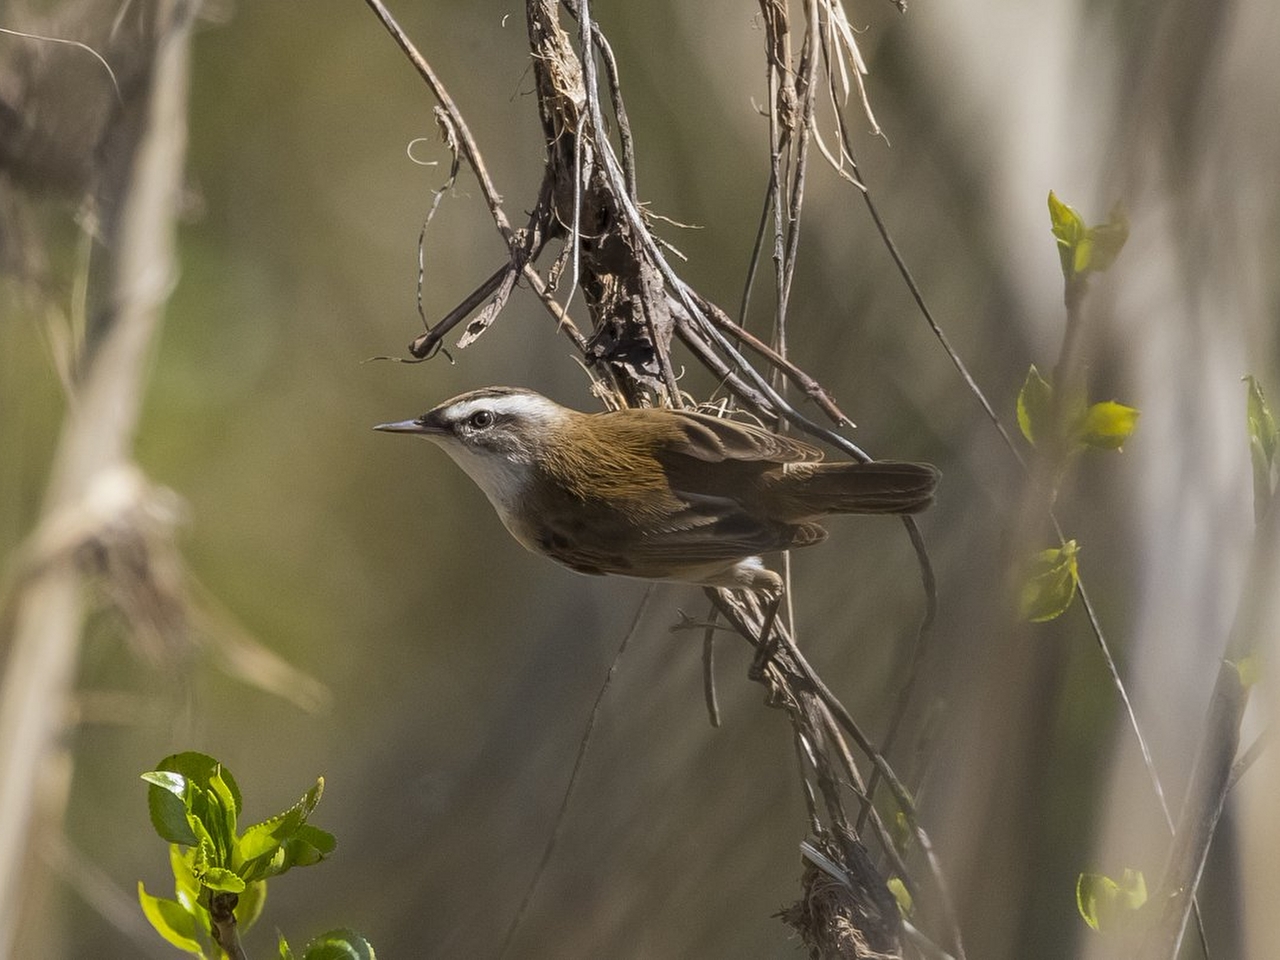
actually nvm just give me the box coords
[362,0,515,245]
[0,27,121,103]
[829,96,1025,466]
[708,589,966,960]
[775,0,821,327]
[209,892,248,960]
[562,0,637,199]
[496,588,653,960]
[701,607,722,728]
[572,0,682,403]
[696,294,847,425]
[858,514,937,832]
[1229,727,1269,791]
[825,57,1182,922]
[737,176,774,331]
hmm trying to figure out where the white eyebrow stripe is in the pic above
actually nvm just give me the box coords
[448,393,560,424]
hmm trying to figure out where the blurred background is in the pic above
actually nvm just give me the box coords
[1,0,1278,957]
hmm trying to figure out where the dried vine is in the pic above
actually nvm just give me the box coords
[362,1,962,957]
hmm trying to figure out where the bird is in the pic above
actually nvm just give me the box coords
[374,386,938,594]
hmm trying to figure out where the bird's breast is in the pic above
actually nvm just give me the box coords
[439,443,533,518]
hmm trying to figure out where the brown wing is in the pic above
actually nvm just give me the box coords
[646,410,825,466]
[639,493,826,559]
[527,490,825,578]
[541,408,829,579]
[618,505,826,577]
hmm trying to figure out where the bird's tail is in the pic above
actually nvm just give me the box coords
[785,460,939,516]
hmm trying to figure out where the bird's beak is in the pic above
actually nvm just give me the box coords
[373,416,446,436]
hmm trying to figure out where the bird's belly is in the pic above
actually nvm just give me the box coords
[500,508,635,577]
[498,507,766,587]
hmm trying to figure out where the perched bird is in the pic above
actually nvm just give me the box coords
[375,387,938,593]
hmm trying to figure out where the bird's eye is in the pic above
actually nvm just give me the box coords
[468,410,495,429]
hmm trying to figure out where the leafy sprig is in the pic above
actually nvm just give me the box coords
[138,752,370,960]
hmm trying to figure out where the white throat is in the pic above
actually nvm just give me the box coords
[433,441,531,517]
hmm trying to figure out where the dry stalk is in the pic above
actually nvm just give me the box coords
[0,6,198,957]
[0,9,326,955]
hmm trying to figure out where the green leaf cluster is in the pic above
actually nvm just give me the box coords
[1076,868,1147,932]
[1017,365,1139,455]
[1048,191,1129,282]
[1012,196,1137,626]
[1245,375,1278,523]
[138,752,337,957]
[1019,540,1080,623]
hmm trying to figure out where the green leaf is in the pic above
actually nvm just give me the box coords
[236,880,268,934]
[1048,191,1128,279]
[170,844,204,914]
[142,770,188,797]
[1074,401,1139,450]
[236,778,327,881]
[165,848,213,949]
[886,877,913,917]
[1020,541,1080,622]
[199,866,246,894]
[187,790,221,866]
[1246,376,1278,522]
[1231,653,1263,689]
[1077,873,1114,932]
[138,882,204,955]
[1048,191,1086,280]
[191,837,232,889]
[890,811,912,856]
[143,772,198,846]
[1077,869,1147,932]
[299,929,377,960]
[1073,235,1094,276]
[1246,375,1278,462]
[271,824,337,876]
[153,754,243,813]
[146,754,243,850]
[294,824,337,858]
[206,767,241,856]
[279,933,295,960]
[1085,203,1129,274]
[1116,869,1147,909]
[240,827,335,882]
[1017,365,1055,446]
[1250,436,1273,523]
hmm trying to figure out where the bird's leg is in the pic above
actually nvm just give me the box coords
[748,590,785,681]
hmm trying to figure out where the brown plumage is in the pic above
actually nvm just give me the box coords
[375,387,938,592]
